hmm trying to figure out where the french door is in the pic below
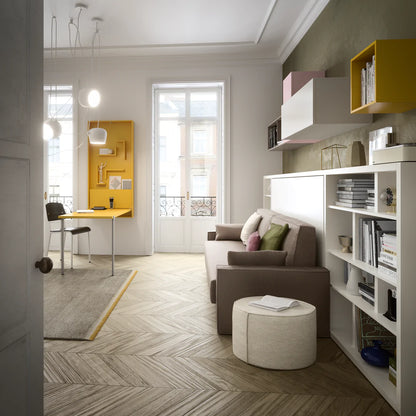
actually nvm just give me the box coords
[154,84,223,252]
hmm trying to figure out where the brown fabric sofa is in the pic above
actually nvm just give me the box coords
[204,208,330,337]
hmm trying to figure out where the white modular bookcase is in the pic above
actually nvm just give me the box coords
[264,163,416,415]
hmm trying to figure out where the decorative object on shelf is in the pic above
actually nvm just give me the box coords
[346,265,362,295]
[122,179,132,190]
[320,144,346,169]
[338,235,352,253]
[361,340,390,367]
[98,162,106,184]
[99,148,113,155]
[356,309,396,354]
[384,289,397,322]
[373,142,416,164]
[109,197,114,209]
[347,140,366,166]
[368,127,394,165]
[380,187,396,213]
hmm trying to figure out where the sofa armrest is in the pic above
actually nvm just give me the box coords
[216,265,330,337]
[207,231,216,241]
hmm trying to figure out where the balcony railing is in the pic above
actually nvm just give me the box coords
[160,196,216,217]
[49,195,73,213]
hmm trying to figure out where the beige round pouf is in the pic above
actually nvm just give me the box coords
[232,296,316,370]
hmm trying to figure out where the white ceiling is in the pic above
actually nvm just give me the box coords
[44,0,329,61]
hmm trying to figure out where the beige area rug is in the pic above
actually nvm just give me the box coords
[44,268,136,340]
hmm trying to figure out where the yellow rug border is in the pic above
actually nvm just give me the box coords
[88,270,137,340]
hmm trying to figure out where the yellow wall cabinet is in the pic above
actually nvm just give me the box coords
[88,120,134,216]
[351,39,416,114]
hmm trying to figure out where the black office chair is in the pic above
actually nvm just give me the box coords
[45,202,91,268]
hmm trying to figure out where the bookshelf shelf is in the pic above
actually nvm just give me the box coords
[264,162,416,414]
[351,39,416,114]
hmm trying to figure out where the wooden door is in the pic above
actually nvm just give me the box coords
[0,0,44,414]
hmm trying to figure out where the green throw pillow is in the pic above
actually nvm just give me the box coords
[260,223,289,251]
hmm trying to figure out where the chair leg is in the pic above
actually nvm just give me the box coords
[70,233,74,269]
[88,232,91,263]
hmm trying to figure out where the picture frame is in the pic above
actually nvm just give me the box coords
[109,176,122,190]
[122,179,132,190]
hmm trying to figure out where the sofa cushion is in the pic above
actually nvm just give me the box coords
[215,224,243,241]
[246,231,261,251]
[240,212,262,245]
[256,209,317,266]
[228,250,287,266]
[205,240,245,303]
[260,223,289,251]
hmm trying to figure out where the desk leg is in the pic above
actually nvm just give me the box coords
[61,219,65,275]
[111,216,115,276]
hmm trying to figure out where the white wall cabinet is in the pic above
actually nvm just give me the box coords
[277,78,372,150]
[264,162,416,415]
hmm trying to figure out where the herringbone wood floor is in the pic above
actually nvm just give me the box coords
[44,252,397,416]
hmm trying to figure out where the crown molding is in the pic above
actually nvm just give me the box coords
[276,0,330,63]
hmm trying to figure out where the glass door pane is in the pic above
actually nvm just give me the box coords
[158,119,186,217]
[190,120,217,217]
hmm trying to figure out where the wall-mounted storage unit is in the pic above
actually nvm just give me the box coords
[281,77,372,147]
[88,120,134,216]
[351,39,416,114]
[265,162,416,415]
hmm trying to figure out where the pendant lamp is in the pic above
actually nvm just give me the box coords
[88,126,107,144]
[43,16,62,141]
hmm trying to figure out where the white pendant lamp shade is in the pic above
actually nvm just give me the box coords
[43,118,62,140]
[88,127,107,144]
[78,88,101,108]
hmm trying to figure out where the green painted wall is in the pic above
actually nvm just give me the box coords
[282,0,416,173]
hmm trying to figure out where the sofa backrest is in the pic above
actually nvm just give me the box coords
[256,208,317,266]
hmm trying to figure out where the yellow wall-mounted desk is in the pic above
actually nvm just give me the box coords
[88,120,134,216]
[59,208,132,276]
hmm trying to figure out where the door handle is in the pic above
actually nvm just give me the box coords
[35,257,53,274]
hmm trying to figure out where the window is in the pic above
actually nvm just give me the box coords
[44,85,74,212]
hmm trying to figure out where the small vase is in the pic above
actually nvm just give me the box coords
[346,265,362,295]
[348,141,366,166]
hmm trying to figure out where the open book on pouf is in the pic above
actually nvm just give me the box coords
[249,295,299,312]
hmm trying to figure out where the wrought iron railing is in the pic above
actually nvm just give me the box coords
[160,196,216,217]
[49,195,73,213]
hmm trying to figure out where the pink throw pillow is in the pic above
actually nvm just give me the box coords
[246,231,261,251]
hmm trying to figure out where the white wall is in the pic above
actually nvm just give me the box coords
[44,55,283,255]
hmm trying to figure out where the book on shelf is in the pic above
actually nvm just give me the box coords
[378,264,397,279]
[359,289,375,306]
[337,178,375,184]
[359,218,396,268]
[337,191,368,198]
[337,186,374,192]
[358,281,375,296]
[249,295,299,312]
[335,200,366,208]
[338,197,367,203]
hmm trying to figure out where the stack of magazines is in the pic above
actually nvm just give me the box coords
[336,178,375,208]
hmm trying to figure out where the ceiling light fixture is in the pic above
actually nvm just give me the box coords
[87,17,107,144]
[43,16,62,140]
[78,17,103,109]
